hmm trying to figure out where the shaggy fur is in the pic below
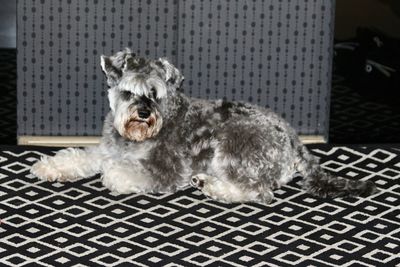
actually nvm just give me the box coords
[31,48,378,203]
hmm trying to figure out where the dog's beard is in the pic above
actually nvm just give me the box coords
[118,110,162,142]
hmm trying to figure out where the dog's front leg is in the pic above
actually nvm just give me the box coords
[31,146,102,182]
[102,161,154,194]
[190,174,274,204]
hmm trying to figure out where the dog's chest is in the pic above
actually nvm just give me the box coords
[105,140,156,162]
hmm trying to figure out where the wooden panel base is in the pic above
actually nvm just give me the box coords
[18,135,326,147]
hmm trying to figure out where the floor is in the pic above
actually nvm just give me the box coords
[329,75,400,144]
[0,49,16,145]
[0,144,399,266]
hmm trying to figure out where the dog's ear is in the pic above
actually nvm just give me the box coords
[100,48,134,87]
[158,58,184,88]
[100,55,122,87]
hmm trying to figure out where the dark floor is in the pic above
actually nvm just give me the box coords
[0,48,399,144]
[329,75,400,144]
[0,49,16,145]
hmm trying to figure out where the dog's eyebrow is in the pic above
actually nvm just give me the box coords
[117,73,168,99]
[118,76,148,96]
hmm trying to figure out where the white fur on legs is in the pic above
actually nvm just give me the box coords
[191,174,264,203]
[31,147,102,182]
[102,162,154,194]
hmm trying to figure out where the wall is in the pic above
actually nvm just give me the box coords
[17,0,335,138]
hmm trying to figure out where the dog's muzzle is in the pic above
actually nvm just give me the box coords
[122,110,161,142]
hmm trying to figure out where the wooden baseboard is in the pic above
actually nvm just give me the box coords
[18,135,326,147]
[18,136,101,147]
[300,135,326,144]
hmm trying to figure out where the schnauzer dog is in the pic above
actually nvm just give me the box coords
[31,48,377,204]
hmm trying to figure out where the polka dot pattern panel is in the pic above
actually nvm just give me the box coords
[17,0,179,136]
[17,0,334,136]
[178,0,334,136]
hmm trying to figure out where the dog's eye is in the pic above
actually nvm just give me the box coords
[121,91,133,100]
[150,87,157,99]
[167,77,176,84]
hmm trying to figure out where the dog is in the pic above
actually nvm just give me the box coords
[31,48,378,203]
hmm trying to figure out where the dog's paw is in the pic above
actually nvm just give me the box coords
[101,175,143,195]
[102,179,113,192]
[31,159,62,182]
[260,189,275,204]
[191,174,212,189]
[101,176,123,194]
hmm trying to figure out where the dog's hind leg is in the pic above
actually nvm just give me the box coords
[190,174,274,204]
[31,146,102,182]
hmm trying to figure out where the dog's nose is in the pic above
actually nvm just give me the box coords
[138,109,151,119]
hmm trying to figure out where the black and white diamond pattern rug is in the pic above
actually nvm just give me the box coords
[0,144,399,266]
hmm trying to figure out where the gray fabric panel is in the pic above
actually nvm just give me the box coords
[178,0,334,135]
[17,0,334,136]
[17,0,178,136]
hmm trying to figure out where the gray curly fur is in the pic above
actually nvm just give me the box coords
[31,48,378,204]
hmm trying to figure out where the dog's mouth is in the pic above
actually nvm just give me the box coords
[127,119,151,128]
[125,117,153,133]
[123,115,158,142]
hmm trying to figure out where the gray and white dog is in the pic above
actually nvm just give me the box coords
[31,48,377,204]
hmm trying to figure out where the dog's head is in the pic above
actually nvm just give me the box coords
[100,48,184,142]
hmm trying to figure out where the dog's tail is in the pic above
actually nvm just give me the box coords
[297,145,378,198]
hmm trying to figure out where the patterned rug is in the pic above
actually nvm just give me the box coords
[0,144,399,266]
